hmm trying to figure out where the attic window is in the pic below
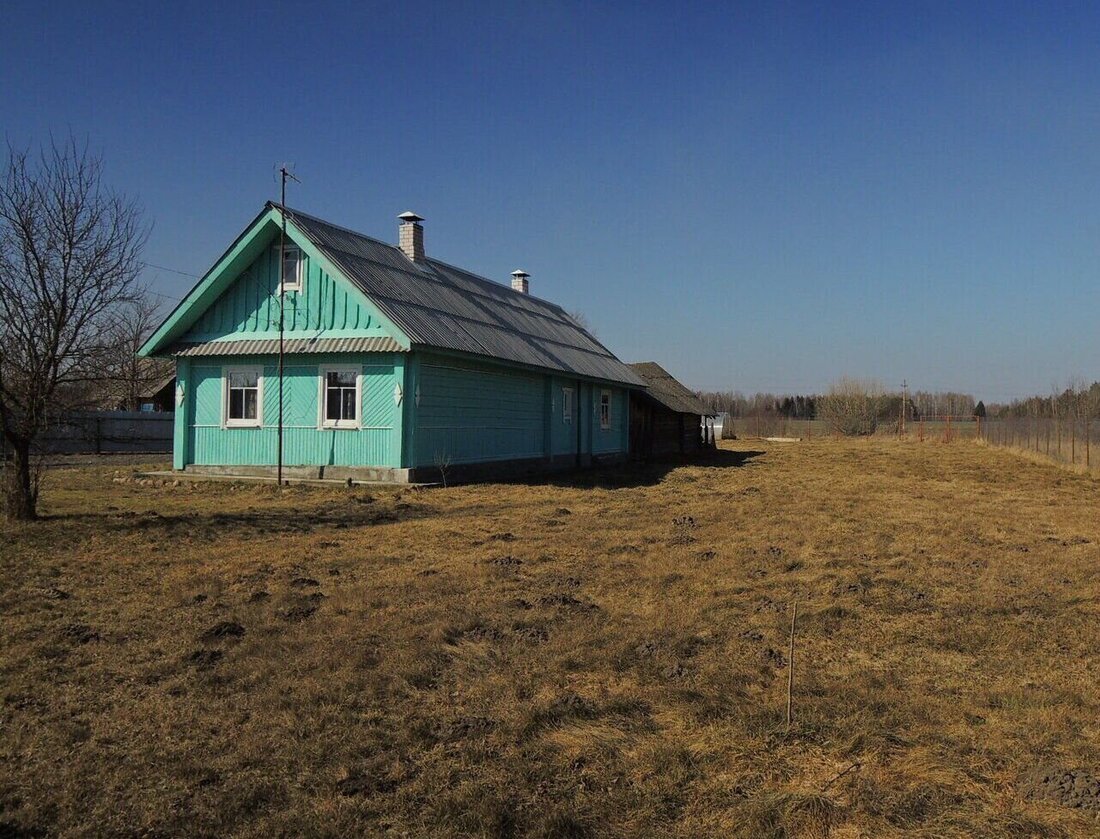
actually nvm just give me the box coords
[280,245,302,293]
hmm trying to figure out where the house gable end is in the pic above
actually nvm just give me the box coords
[138,208,410,356]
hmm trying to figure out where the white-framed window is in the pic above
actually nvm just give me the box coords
[562,387,573,423]
[224,367,263,428]
[599,389,612,430]
[320,366,361,429]
[279,244,303,293]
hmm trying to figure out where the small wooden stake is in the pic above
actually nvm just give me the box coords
[786,602,797,729]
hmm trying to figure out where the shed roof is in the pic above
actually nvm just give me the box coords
[280,205,644,387]
[628,362,714,416]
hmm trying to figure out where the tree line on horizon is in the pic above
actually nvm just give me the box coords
[696,379,1100,439]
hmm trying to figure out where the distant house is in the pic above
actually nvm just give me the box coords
[128,374,176,413]
[627,362,715,457]
[138,205,644,482]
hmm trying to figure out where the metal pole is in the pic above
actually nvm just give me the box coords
[278,169,287,487]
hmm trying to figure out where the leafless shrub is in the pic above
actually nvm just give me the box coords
[434,451,452,488]
[818,378,883,436]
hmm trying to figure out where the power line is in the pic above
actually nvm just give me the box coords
[146,289,183,302]
[141,261,200,279]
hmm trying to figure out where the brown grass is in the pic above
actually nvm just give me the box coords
[2,440,1100,837]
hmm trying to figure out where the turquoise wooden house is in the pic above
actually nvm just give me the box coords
[138,204,645,482]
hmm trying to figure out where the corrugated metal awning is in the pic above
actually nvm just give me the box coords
[171,336,404,356]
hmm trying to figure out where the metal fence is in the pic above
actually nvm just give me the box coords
[724,413,1096,474]
[1,411,174,457]
[981,415,1095,472]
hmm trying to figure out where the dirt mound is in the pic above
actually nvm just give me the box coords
[536,593,597,611]
[185,649,223,668]
[428,715,495,743]
[200,621,245,642]
[512,622,549,643]
[60,624,99,644]
[281,604,317,622]
[1019,767,1100,813]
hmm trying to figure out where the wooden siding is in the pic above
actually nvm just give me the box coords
[550,376,581,458]
[182,243,392,342]
[181,353,400,468]
[592,387,628,454]
[413,357,545,467]
[410,354,629,469]
[175,349,632,472]
[629,396,705,458]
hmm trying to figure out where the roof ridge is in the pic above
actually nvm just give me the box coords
[311,241,586,340]
[277,202,580,320]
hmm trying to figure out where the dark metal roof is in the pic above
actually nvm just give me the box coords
[173,336,403,356]
[628,362,714,416]
[277,205,645,387]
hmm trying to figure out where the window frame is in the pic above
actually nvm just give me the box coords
[562,387,574,423]
[599,389,612,430]
[279,244,303,294]
[319,365,362,430]
[223,365,264,428]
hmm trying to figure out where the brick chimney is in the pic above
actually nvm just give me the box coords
[511,269,530,294]
[398,211,425,263]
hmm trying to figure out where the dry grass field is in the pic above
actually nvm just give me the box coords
[3,440,1100,838]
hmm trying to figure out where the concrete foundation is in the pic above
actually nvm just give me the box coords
[178,452,629,486]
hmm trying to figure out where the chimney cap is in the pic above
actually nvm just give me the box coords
[398,211,424,223]
[511,269,530,278]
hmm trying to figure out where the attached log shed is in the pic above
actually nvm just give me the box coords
[628,362,715,458]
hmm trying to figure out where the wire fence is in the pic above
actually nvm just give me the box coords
[980,415,1094,473]
[724,413,1096,474]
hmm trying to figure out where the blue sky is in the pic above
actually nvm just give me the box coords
[4,1,1099,400]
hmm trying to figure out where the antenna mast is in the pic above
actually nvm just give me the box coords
[277,165,300,488]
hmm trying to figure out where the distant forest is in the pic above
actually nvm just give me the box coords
[695,381,1100,422]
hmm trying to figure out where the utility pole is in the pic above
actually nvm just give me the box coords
[277,165,299,488]
[900,379,908,436]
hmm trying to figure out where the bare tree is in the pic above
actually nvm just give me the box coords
[103,297,172,411]
[0,137,148,519]
[818,377,883,436]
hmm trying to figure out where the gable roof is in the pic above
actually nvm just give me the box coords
[280,205,643,387]
[628,362,713,416]
[141,204,643,387]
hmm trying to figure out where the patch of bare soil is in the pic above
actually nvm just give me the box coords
[1020,767,1100,814]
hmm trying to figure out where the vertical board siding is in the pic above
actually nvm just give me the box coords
[550,375,581,457]
[592,388,628,454]
[182,242,389,342]
[413,356,545,467]
[411,355,630,467]
[185,354,399,468]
